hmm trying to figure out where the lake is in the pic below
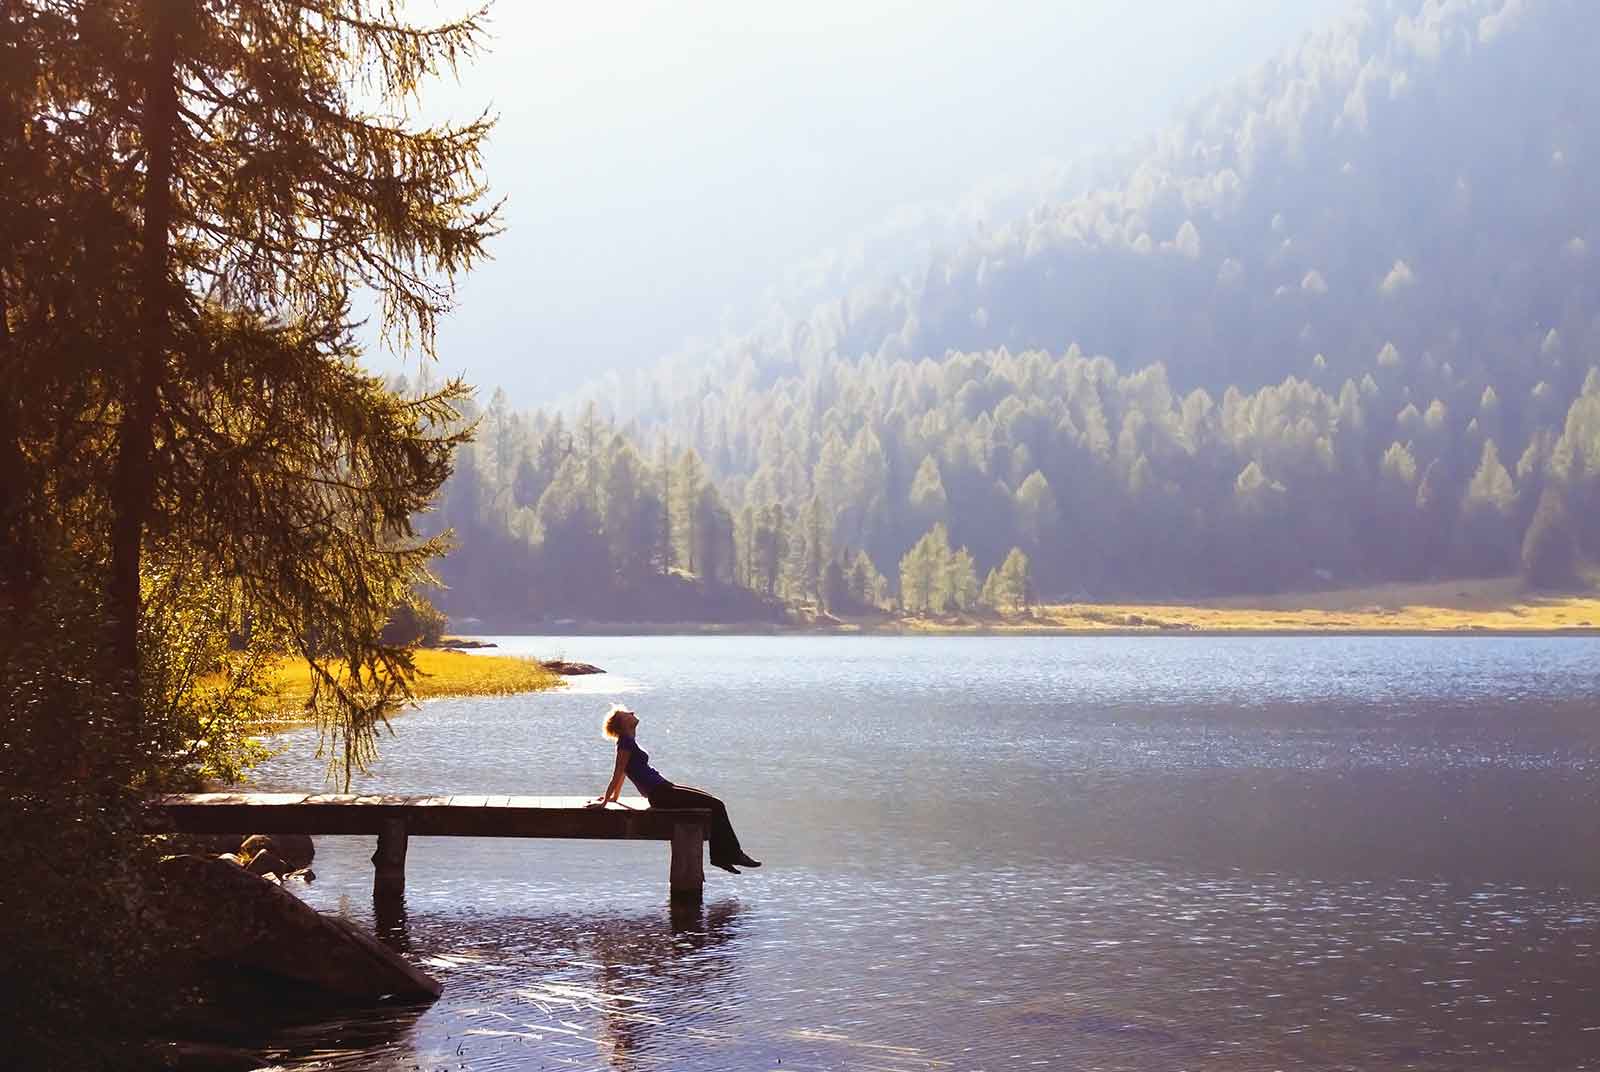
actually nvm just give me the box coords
[244,635,1600,1070]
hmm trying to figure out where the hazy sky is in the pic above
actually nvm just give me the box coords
[374,0,1352,405]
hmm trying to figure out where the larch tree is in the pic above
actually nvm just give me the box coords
[672,449,707,574]
[11,0,501,778]
[908,454,949,530]
[979,566,1002,611]
[899,523,952,614]
[997,547,1032,610]
[800,494,827,603]
[948,546,980,611]
[1521,487,1580,590]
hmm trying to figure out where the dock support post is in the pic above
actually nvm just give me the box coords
[372,817,408,902]
[669,820,704,903]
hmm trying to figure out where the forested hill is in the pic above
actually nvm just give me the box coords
[631,0,1598,408]
[425,0,1600,624]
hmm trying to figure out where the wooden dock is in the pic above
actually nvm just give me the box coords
[155,793,711,903]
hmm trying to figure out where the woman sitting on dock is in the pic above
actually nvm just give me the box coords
[591,704,762,874]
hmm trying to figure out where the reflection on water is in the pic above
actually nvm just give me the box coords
[245,900,746,1071]
[180,991,430,1068]
[245,636,1600,1070]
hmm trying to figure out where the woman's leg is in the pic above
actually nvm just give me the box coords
[648,784,745,864]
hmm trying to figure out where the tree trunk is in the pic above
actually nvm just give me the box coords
[109,2,177,718]
[0,292,28,607]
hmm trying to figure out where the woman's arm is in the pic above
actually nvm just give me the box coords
[595,747,629,804]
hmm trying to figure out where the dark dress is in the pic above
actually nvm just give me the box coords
[616,734,749,866]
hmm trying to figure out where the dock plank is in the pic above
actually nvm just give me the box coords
[150,791,712,902]
[154,792,705,840]
[174,792,309,806]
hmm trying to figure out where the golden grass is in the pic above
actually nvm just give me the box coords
[254,648,562,722]
[888,577,1600,634]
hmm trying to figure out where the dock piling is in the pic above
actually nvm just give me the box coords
[669,819,705,902]
[372,817,409,901]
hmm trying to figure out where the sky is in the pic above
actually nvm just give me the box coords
[372,0,1353,406]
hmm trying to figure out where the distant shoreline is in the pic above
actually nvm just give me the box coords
[450,577,1600,639]
[454,623,1600,638]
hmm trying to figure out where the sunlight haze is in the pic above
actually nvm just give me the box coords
[379,0,1350,403]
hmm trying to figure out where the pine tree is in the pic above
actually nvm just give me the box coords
[1,1,498,771]
[997,548,1033,610]
[908,455,949,530]
[656,437,674,573]
[754,503,789,596]
[821,558,849,613]
[601,440,654,581]
[899,542,931,614]
[1521,487,1580,589]
[107,3,495,719]
[735,504,757,589]
[694,483,736,585]
[980,567,1003,610]
[1014,470,1059,546]
[849,550,885,609]
[948,546,980,611]
[900,523,953,613]
[1456,439,1518,574]
[801,494,828,603]
[1414,459,1457,579]
[672,449,706,574]
[577,400,606,493]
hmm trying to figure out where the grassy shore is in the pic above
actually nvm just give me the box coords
[253,648,562,724]
[872,577,1600,635]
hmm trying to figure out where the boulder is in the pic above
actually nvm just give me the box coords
[158,854,440,1001]
[244,850,288,878]
[238,835,273,857]
[540,659,605,675]
[168,833,247,857]
[240,833,315,869]
[271,833,315,868]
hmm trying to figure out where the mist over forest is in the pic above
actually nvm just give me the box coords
[423,0,1600,625]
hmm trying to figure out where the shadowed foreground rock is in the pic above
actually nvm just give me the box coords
[158,854,440,1001]
[143,1040,268,1072]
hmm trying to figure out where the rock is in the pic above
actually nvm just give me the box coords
[238,834,274,857]
[270,833,315,868]
[244,850,288,877]
[540,659,605,675]
[283,867,315,884]
[167,833,247,857]
[240,832,314,868]
[159,854,441,1001]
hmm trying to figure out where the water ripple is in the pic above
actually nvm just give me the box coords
[243,635,1600,1070]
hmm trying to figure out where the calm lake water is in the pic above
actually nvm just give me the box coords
[243,636,1600,1071]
